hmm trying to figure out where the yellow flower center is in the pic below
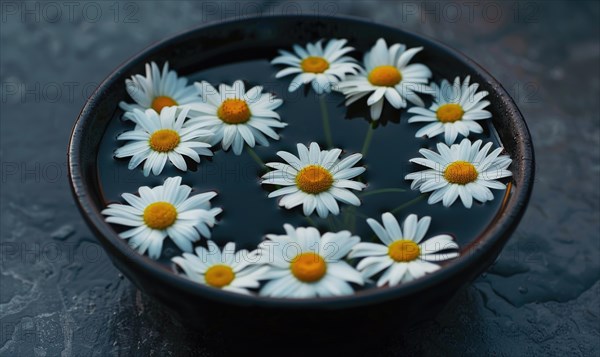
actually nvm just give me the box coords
[151,96,178,113]
[300,56,330,73]
[444,161,478,185]
[388,240,420,262]
[217,98,251,124]
[143,202,177,230]
[436,103,464,123]
[204,264,235,288]
[368,65,402,86]
[291,252,327,283]
[295,165,334,194]
[149,129,180,152]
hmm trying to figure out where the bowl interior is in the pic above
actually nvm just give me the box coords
[69,15,534,308]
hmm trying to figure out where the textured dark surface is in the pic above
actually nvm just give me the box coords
[1,1,599,356]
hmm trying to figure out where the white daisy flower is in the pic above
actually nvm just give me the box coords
[271,38,362,94]
[337,38,432,120]
[187,80,286,155]
[119,61,200,115]
[405,139,512,208]
[258,224,363,298]
[408,76,492,144]
[115,107,213,176]
[349,213,459,287]
[101,176,223,259]
[261,142,366,218]
[172,241,269,295]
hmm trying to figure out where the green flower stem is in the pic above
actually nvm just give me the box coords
[341,205,369,233]
[359,188,406,198]
[305,216,318,227]
[390,194,427,214]
[342,206,355,227]
[246,146,266,169]
[319,96,333,148]
[361,122,376,157]
[349,209,369,220]
[327,215,339,231]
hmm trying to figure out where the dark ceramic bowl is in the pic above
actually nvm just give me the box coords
[68,15,534,348]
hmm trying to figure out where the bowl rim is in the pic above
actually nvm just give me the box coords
[68,14,534,309]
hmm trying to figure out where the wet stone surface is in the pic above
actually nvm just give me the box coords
[1,1,599,356]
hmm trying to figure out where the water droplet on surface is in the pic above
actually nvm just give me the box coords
[51,224,75,240]
[518,286,528,294]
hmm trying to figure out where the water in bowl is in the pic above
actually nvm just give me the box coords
[96,58,509,271]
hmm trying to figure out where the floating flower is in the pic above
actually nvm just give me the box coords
[261,142,366,218]
[101,177,222,259]
[115,107,213,176]
[172,241,269,295]
[119,61,200,115]
[405,139,512,208]
[337,38,432,120]
[258,224,363,298]
[349,213,459,286]
[408,76,491,144]
[187,80,286,155]
[271,39,362,94]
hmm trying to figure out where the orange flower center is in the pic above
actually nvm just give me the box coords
[368,65,402,86]
[151,96,178,113]
[300,56,330,73]
[388,240,420,262]
[217,98,251,124]
[436,103,464,123]
[444,161,478,185]
[295,165,334,194]
[143,202,177,230]
[204,265,235,288]
[291,252,327,282]
[149,129,180,152]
